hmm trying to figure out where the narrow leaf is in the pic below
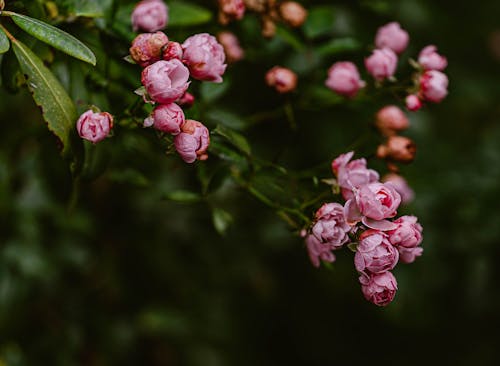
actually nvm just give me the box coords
[163,190,202,203]
[212,207,233,235]
[0,27,10,54]
[12,39,77,155]
[213,125,251,155]
[10,12,96,65]
[168,2,212,27]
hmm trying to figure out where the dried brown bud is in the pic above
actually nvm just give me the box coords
[244,0,267,12]
[279,1,308,28]
[377,135,416,163]
[261,16,277,38]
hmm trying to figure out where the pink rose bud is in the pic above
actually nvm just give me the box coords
[174,120,210,163]
[217,31,244,63]
[388,215,423,248]
[359,271,398,306]
[418,45,447,71]
[162,41,183,61]
[375,105,410,136]
[325,62,366,98]
[176,92,195,108]
[265,66,298,93]
[405,94,423,111]
[141,59,190,104]
[331,151,379,200]
[148,103,185,135]
[311,203,351,248]
[131,0,168,32]
[382,173,415,204]
[355,182,401,221]
[375,22,409,54]
[365,48,398,81]
[218,0,245,25]
[398,246,423,264]
[129,32,169,67]
[305,234,336,268]
[279,1,308,28]
[182,33,227,83]
[420,70,449,103]
[76,110,113,143]
[355,230,399,274]
[377,135,417,164]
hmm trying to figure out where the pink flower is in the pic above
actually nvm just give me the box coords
[375,22,409,54]
[420,70,448,103]
[311,203,351,248]
[174,120,210,163]
[141,59,190,104]
[365,48,398,81]
[355,182,401,221]
[279,1,308,28]
[405,94,422,111]
[331,151,379,200]
[147,103,185,135]
[217,31,244,63]
[305,234,336,268]
[131,0,168,32]
[375,105,410,136]
[129,32,169,67]
[354,230,399,274]
[265,66,298,93]
[382,173,414,204]
[182,33,227,83]
[176,92,195,108]
[218,0,245,24]
[325,62,366,98]
[388,215,422,248]
[398,246,423,264]
[76,110,113,143]
[162,41,183,61]
[359,271,398,306]
[418,45,447,71]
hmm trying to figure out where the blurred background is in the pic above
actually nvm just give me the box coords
[1,0,500,365]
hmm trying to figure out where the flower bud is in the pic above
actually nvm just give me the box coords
[162,41,183,61]
[182,33,227,83]
[149,103,185,135]
[377,135,417,163]
[141,59,190,104]
[375,105,409,136]
[174,120,210,163]
[382,173,414,204]
[418,45,447,71]
[244,0,266,12]
[218,0,245,25]
[405,94,422,111]
[217,31,244,63]
[279,1,308,28]
[131,0,168,32]
[261,16,277,38]
[325,62,366,98]
[176,92,195,108]
[375,22,409,54]
[265,66,298,93]
[76,110,113,143]
[129,32,169,67]
[359,271,398,307]
[365,48,398,81]
[419,70,448,103]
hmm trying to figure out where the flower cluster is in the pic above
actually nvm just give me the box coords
[304,151,423,306]
[325,22,449,110]
[129,30,227,163]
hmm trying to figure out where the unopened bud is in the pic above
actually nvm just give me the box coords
[130,32,169,67]
[162,41,183,61]
[405,94,423,111]
[217,31,244,63]
[279,1,308,28]
[261,16,277,38]
[377,135,416,163]
[177,92,195,108]
[218,0,245,25]
[375,105,409,136]
[265,66,298,93]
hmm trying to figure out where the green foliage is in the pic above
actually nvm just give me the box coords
[0,26,9,53]
[168,1,212,27]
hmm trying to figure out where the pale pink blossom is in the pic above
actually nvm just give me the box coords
[131,0,168,32]
[405,94,422,111]
[217,31,244,63]
[398,246,423,264]
[305,234,336,268]
[382,173,414,204]
[365,48,398,81]
[148,103,185,135]
[265,66,298,93]
[359,271,398,306]
[174,120,210,163]
[375,22,409,54]
[420,70,448,103]
[355,182,401,221]
[218,0,245,24]
[182,33,227,83]
[311,203,351,248]
[141,59,190,104]
[418,45,447,71]
[375,105,409,136]
[388,215,422,248]
[76,110,113,143]
[129,32,169,67]
[354,230,399,274]
[325,62,366,98]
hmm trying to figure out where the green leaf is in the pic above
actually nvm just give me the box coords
[212,207,233,235]
[303,6,336,39]
[0,27,10,54]
[275,25,305,52]
[168,2,212,27]
[9,12,96,65]
[163,190,202,203]
[12,39,76,156]
[316,38,361,56]
[213,125,251,156]
[347,242,358,252]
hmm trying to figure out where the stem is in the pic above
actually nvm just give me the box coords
[0,23,15,41]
